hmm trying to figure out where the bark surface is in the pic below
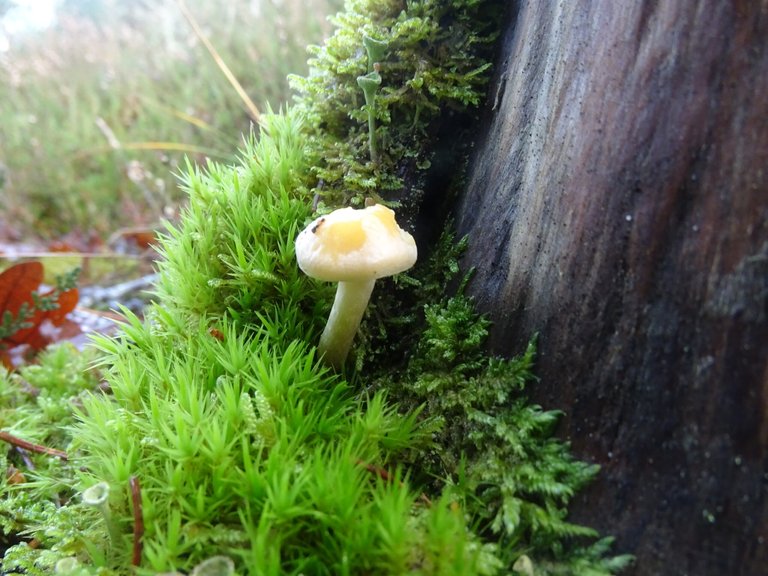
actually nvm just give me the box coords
[456,2,768,574]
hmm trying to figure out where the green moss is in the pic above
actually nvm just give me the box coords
[355,229,634,574]
[2,115,498,576]
[0,345,104,571]
[290,0,503,214]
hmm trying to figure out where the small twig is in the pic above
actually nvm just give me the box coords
[0,431,68,460]
[355,459,432,506]
[130,476,144,566]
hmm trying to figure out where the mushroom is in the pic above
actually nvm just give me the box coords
[295,204,417,369]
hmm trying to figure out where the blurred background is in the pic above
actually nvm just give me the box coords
[0,0,341,247]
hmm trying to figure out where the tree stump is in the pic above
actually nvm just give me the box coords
[456,2,767,574]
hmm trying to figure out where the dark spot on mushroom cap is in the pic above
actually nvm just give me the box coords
[312,218,326,234]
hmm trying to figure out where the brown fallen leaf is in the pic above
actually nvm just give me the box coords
[0,262,81,369]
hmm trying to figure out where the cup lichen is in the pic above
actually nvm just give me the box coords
[357,70,383,164]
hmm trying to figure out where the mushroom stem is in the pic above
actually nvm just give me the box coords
[318,278,376,369]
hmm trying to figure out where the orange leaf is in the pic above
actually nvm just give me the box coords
[9,288,80,350]
[0,262,81,364]
[0,261,44,317]
[46,287,79,324]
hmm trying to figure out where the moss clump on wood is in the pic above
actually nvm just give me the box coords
[290,0,503,217]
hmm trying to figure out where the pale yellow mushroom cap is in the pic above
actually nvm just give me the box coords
[295,204,417,282]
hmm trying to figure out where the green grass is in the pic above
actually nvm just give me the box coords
[0,0,340,240]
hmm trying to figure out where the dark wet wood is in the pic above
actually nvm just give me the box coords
[456,1,768,574]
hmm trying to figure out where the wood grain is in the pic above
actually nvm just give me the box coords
[456,1,768,574]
